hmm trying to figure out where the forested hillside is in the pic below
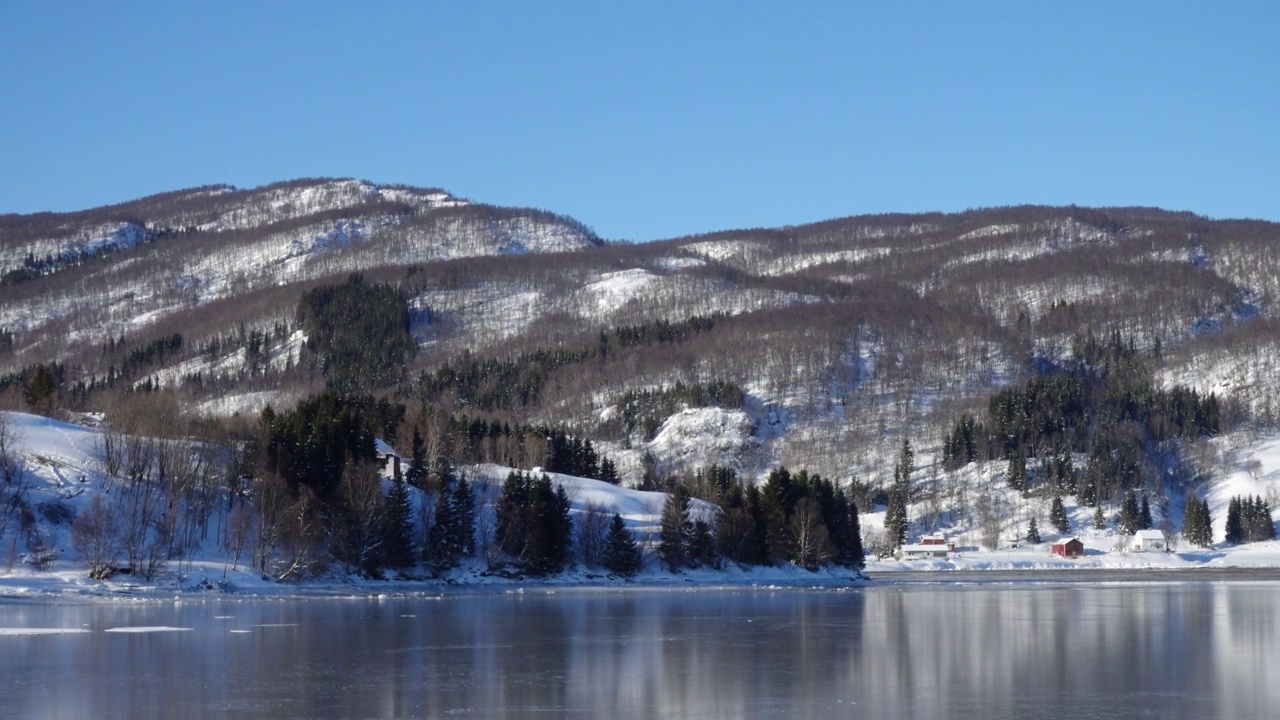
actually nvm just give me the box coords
[2,179,1279,581]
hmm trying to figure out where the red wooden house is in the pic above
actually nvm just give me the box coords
[1051,537,1084,558]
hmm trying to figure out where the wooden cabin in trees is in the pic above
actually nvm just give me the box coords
[374,438,404,481]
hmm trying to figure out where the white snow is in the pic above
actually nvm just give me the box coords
[580,269,657,314]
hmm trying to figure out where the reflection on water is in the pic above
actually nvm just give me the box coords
[1,583,1277,719]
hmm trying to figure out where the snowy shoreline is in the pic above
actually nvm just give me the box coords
[7,560,1280,605]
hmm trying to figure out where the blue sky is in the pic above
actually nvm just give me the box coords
[2,2,1276,241]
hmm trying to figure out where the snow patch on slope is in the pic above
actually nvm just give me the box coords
[647,408,758,476]
[581,269,657,314]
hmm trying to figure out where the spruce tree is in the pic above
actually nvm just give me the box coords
[1183,497,1213,548]
[602,513,641,577]
[658,485,692,571]
[1050,495,1070,534]
[1139,494,1153,530]
[1006,454,1029,494]
[1118,493,1141,535]
[1026,516,1041,544]
[424,488,460,574]
[885,439,913,550]
[522,475,573,575]
[1092,504,1106,530]
[452,474,476,557]
[381,478,417,569]
[687,519,719,569]
[1225,496,1243,544]
[1077,474,1097,508]
[599,457,620,485]
[405,427,427,488]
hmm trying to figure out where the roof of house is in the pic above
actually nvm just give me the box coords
[1134,529,1165,541]
[1052,537,1083,546]
[374,438,403,459]
[900,544,950,553]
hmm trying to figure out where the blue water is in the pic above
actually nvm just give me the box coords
[1,583,1277,719]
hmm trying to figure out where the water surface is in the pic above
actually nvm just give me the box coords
[2,583,1277,719]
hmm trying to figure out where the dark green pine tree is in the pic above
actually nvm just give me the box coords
[405,427,427,488]
[424,482,462,575]
[495,470,532,559]
[1224,496,1243,544]
[451,474,476,557]
[687,519,719,569]
[1076,473,1097,508]
[523,476,574,575]
[884,439,913,550]
[1026,516,1041,544]
[1050,495,1070,534]
[1118,493,1141,535]
[1006,453,1029,495]
[1092,504,1106,530]
[381,478,417,569]
[598,457,620,485]
[832,490,865,569]
[602,513,642,577]
[424,487,459,574]
[1183,497,1214,548]
[658,485,692,571]
[1139,494,1153,530]
[1256,497,1276,541]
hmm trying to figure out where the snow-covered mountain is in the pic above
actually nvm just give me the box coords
[3,183,1280,513]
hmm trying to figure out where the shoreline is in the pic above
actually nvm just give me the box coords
[6,563,1280,605]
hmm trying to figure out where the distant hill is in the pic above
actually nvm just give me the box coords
[3,181,1280,578]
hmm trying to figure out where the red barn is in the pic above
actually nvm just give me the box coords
[1052,537,1085,558]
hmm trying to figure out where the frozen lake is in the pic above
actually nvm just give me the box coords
[2,582,1278,718]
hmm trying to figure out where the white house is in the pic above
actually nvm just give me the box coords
[1129,529,1167,553]
[898,543,951,561]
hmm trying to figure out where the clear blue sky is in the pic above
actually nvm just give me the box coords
[2,2,1276,241]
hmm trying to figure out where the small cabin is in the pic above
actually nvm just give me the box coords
[1052,537,1085,558]
[898,543,951,561]
[1130,529,1167,553]
[374,438,404,482]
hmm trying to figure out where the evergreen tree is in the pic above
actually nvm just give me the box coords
[687,519,719,569]
[884,439,913,549]
[451,474,476,557]
[495,470,532,559]
[602,513,642,577]
[745,483,771,566]
[1050,495,1070,534]
[405,427,427,488]
[1118,493,1141,535]
[599,457,620,485]
[1139,494,1153,530]
[1076,473,1097,508]
[1182,497,1214,548]
[1006,453,1029,494]
[520,475,574,575]
[1092,504,1106,530]
[844,495,865,569]
[1255,497,1276,541]
[1225,496,1244,544]
[658,484,692,571]
[381,478,417,569]
[1026,516,1041,544]
[423,461,474,574]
